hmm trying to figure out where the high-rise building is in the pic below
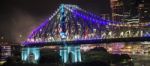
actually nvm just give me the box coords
[0,41,21,63]
[126,0,150,23]
[140,0,150,22]
[110,0,124,22]
[110,0,149,23]
[0,45,11,61]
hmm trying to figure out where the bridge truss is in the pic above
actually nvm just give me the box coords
[22,4,150,63]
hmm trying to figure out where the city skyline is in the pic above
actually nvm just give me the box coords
[0,1,150,66]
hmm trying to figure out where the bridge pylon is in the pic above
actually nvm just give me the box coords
[59,4,81,63]
[60,45,81,63]
[21,47,40,63]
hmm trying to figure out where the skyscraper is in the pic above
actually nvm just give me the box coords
[110,0,124,22]
[140,0,150,22]
[110,0,149,23]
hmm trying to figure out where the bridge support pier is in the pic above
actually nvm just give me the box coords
[21,47,40,63]
[60,45,82,63]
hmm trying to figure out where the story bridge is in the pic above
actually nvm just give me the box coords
[21,4,150,63]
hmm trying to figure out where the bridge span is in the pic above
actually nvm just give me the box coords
[21,4,150,63]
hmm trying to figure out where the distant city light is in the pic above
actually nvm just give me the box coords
[1,36,4,39]
[108,47,112,51]
[19,34,23,38]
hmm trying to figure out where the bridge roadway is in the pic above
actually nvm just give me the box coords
[24,37,150,47]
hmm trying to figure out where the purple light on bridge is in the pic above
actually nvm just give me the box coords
[72,10,108,25]
[23,4,150,46]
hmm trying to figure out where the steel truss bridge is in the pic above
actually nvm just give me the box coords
[21,4,150,63]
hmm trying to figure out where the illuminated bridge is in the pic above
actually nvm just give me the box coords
[21,4,150,63]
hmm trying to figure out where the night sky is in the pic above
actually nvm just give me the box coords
[0,0,110,43]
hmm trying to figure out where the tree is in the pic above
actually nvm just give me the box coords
[110,54,122,64]
[120,54,131,60]
[83,47,111,63]
[39,50,61,64]
[90,47,107,52]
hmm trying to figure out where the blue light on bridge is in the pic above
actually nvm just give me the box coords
[21,47,40,63]
[60,46,82,63]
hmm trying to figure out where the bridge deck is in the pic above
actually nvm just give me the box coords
[24,37,150,47]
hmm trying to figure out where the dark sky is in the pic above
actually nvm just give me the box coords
[0,0,110,43]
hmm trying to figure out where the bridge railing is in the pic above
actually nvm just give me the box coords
[25,29,150,43]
